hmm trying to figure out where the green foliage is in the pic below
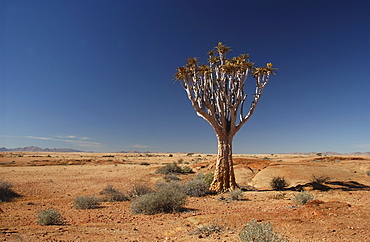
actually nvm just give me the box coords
[100,185,129,202]
[292,191,315,205]
[239,219,287,242]
[182,165,193,173]
[74,195,100,209]
[131,182,187,215]
[37,209,64,225]
[270,177,289,191]
[183,178,209,197]
[0,179,19,202]
[194,172,214,187]
[128,183,154,198]
[228,189,243,201]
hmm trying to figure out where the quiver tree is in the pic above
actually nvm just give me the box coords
[175,43,276,193]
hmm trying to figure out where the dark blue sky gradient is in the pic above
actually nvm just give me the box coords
[1,0,370,153]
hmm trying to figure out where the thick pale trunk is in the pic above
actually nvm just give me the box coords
[209,134,237,193]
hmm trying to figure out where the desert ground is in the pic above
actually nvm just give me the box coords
[1,152,370,242]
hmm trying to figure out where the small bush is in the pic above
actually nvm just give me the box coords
[139,162,150,166]
[37,209,64,225]
[128,183,154,198]
[194,172,214,187]
[311,175,330,184]
[100,185,129,202]
[156,162,183,175]
[182,166,193,173]
[366,170,370,176]
[163,174,181,182]
[131,182,187,215]
[239,219,286,242]
[74,195,100,209]
[183,178,209,197]
[228,189,243,201]
[270,177,288,191]
[189,223,222,237]
[292,191,315,205]
[0,179,19,202]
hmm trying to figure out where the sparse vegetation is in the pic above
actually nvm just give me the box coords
[139,162,150,166]
[366,170,370,177]
[37,209,64,225]
[239,219,287,242]
[0,179,19,202]
[155,162,183,174]
[131,182,187,214]
[74,195,100,209]
[270,176,289,191]
[182,165,193,173]
[100,185,129,202]
[163,174,181,182]
[189,223,222,237]
[228,189,243,201]
[194,172,214,187]
[183,178,209,197]
[128,183,154,198]
[311,175,330,184]
[292,191,315,205]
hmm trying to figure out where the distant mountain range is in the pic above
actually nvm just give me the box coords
[0,146,82,152]
[288,151,370,156]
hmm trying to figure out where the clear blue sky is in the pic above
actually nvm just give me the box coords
[1,0,370,153]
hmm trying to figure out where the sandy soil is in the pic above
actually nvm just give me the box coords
[1,152,370,241]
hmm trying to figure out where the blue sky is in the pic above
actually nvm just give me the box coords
[1,0,370,153]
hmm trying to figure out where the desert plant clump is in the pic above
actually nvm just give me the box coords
[239,219,287,242]
[367,170,370,177]
[155,162,183,175]
[100,185,129,202]
[128,183,154,198]
[130,182,187,215]
[194,172,214,187]
[163,174,181,182]
[189,223,222,237]
[228,189,243,201]
[0,179,20,202]
[183,178,209,197]
[292,191,315,205]
[182,165,193,173]
[311,175,330,184]
[37,209,64,225]
[74,195,100,209]
[270,176,289,191]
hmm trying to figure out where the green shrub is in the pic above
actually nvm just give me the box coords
[182,166,193,173]
[74,195,100,209]
[156,162,183,175]
[270,177,288,191]
[128,183,154,198]
[37,209,64,225]
[366,170,370,176]
[183,178,209,197]
[194,172,214,187]
[228,189,243,201]
[239,219,287,242]
[0,179,19,202]
[100,185,129,202]
[292,191,315,205]
[131,182,187,214]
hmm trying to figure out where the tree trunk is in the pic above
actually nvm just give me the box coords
[209,133,237,193]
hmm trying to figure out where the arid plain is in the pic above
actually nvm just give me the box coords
[1,152,370,241]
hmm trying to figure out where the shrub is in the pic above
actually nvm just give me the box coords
[131,182,187,215]
[366,170,370,177]
[37,209,64,225]
[239,219,286,242]
[156,162,183,175]
[270,177,288,191]
[182,166,193,173]
[292,191,315,205]
[163,174,181,182]
[194,172,214,187]
[311,175,330,184]
[189,223,222,237]
[139,162,150,166]
[0,179,19,202]
[183,178,209,197]
[128,183,154,198]
[100,185,129,202]
[74,195,100,209]
[228,189,243,201]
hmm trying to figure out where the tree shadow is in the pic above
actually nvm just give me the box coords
[289,181,370,191]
